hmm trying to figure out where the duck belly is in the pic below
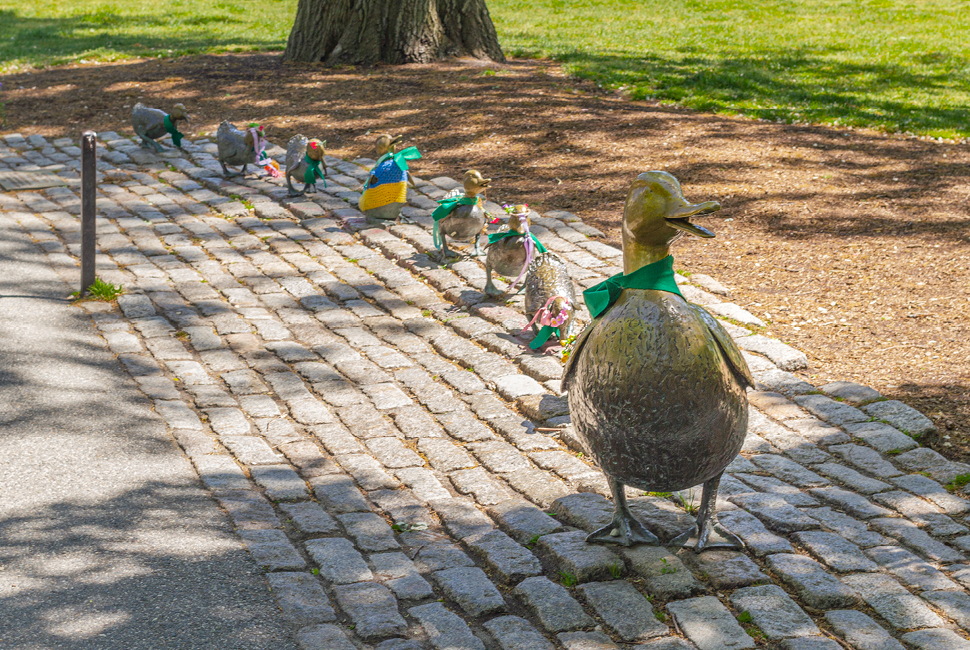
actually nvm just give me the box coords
[488,238,528,277]
[567,291,747,492]
[440,204,485,240]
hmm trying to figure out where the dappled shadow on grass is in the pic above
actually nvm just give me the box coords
[545,47,970,138]
[0,9,278,70]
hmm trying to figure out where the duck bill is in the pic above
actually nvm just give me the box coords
[665,200,720,238]
[391,135,404,146]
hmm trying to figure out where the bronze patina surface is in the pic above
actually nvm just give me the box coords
[285,135,326,197]
[483,208,530,297]
[523,252,577,343]
[216,121,258,177]
[437,169,491,260]
[563,171,752,552]
[131,102,188,152]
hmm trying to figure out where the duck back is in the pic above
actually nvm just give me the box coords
[440,202,486,240]
[566,289,748,492]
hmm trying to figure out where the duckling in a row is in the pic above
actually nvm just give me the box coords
[432,170,491,261]
[522,252,577,349]
[563,171,750,552]
[483,205,546,297]
[285,135,327,196]
[132,102,189,152]
[359,134,422,224]
[217,121,280,178]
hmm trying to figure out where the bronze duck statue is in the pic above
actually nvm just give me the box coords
[217,121,277,178]
[522,252,577,350]
[432,170,491,261]
[285,135,327,197]
[562,171,753,552]
[358,134,421,224]
[483,205,547,297]
[132,102,189,152]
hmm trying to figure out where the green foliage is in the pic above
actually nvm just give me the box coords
[559,571,578,587]
[608,562,623,579]
[73,276,123,301]
[660,558,677,575]
[946,473,970,492]
[526,534,541,548]
[737,611,753,624]
[490,0,970,138]
[0,0,298,72]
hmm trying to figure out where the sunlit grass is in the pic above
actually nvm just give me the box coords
[0,0,298,73]
[490,0,970,138]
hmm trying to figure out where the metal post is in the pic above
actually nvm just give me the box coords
[80,131,97,296]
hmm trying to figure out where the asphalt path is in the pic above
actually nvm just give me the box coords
[0,211,297,649]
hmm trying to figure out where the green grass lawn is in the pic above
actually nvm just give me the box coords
[0,0,297,72]
[491,0,970,139]
[2,0,968,138]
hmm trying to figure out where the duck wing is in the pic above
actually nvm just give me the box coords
[286,134,308,172]
[687,302,754,388]
[561,317,596,392]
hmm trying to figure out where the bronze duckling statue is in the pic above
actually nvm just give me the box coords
[285,135,327,197]
[217,121,279,178]
[359,134,422,224]
[483,205,547,297]
[132,102,189,152]
[562,171,753,552]
[522,252,577,350]
[432,170,491,260]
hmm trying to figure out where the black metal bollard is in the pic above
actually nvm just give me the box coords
[80,131,97,296]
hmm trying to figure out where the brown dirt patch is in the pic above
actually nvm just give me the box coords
[3,53,969,460]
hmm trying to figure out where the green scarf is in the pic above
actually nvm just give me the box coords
[304,155,327,187]
[486,230,548,253]
[376,146,422,171]
[583,255,683,319]
[432,196,479,248]
[530,325,559,350]
[163,114,184,148]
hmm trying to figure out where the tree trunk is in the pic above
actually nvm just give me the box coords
[283,0,505,65]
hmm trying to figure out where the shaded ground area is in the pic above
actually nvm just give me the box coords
[2,52,968,459]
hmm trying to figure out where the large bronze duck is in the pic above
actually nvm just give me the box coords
[132,102,189,152]
[217,121,265,177]
[562,171,753,552]
[432,170,491,261]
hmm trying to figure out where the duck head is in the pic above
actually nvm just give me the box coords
[306,139,326,161]
[375,133,404,156]
[170,103,190,124]
[462,170,491,197]
[507,207,530,234]
[622,171,719,273]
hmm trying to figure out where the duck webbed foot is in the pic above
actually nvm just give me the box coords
[303,182,317,194]
[587,477,660,547]
[221,162,241,178]
[670,473,744,552]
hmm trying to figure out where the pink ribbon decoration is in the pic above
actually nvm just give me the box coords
[506,219,536,293]
[522,294,571,333]
[250,127,281,178]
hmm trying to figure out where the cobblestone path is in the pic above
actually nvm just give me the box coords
[3,130,970,650]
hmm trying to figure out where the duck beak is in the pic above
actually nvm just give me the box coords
[480,178,491,187]
[665,200,720,238]
[391,135,404,145]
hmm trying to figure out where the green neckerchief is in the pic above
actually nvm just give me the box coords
[376,146,422,171]
[486,230,548,254]
[304,155,327,187]
[163,114,184,148]
[583,254,683,319]
[530,325,559,350]
[432,195,479,249]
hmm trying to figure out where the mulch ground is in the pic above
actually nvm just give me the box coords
[3,52,969,460]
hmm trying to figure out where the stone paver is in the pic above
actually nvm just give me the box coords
[4,132,965,650]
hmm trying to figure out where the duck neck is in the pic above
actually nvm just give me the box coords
[622,240,671,275]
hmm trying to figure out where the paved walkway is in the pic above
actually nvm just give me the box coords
[1,130,969,650]
[0,183,298,648]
